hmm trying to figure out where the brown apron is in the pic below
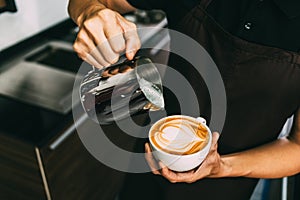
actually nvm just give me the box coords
[120,0,300,199]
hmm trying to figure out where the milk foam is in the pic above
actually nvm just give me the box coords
[151,117,209,155]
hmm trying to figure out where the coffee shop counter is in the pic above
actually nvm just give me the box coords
[0,91,152,199]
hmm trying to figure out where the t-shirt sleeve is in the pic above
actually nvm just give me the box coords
[126,0,169,10]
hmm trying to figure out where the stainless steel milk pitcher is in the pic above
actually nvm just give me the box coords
[79,56,164,124]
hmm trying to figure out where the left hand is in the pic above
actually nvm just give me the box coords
[145,132,224,183]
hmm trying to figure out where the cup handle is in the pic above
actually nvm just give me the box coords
[196,117,206,125]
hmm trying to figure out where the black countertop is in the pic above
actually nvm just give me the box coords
[0,95,73,145]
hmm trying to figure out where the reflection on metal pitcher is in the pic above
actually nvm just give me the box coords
[80,56,164,124]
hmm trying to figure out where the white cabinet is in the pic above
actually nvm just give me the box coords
[0,0,69,51]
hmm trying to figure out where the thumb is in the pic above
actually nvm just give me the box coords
[212,132,220,144]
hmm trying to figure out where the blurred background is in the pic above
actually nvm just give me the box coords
[0,0,299,199]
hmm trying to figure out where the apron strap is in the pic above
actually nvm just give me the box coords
[199,0,213,9]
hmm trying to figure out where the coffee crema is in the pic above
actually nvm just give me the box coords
[150,117,209,155]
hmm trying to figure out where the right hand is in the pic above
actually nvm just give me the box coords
[145,132,223,183]
[73,7,141,69]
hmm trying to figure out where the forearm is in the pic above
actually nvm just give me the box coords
[68,0,135,25]
[219,137,300,178]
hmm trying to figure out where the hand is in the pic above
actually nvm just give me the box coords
[73,7,141,69]
[145,132,224,183]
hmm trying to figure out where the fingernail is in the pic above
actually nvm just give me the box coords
[126,52,134,60]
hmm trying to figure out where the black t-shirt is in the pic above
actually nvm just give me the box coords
[127,0,300,52]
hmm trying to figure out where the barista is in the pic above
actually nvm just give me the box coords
[68,0,300,199]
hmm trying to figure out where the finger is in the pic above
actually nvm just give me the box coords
[194,157,211,175]
[174,170,197,183]
[101,66,120,78]
[104,22,126,53]
[109,68,119,75]
[101,69,113,78]
[145,143,161,175]
[193,133,221,176]
[94,9,125,54]
[212,132,220,143]
[145,143,151,153]
[124,29,140,60]
[210,132,220,151]
[85,54,103,69]
[95,31,120,64]
[73,38,103,69]
[158,162,177,182]
[158,162,196,183]
[117,15,141,60]
[75,29,109,68]
[82,18,119,65]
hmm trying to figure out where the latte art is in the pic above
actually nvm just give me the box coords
[150,117,209,155]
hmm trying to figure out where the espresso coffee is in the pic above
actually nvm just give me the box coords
[150,116,209,155]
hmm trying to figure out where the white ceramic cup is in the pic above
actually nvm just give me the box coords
[149,115,212,172]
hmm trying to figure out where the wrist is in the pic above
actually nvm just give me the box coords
[219,154,252,178]
[69,0,106,26]
[205,155,233,178]
[79,5,107,26]
[217,155,233,177]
